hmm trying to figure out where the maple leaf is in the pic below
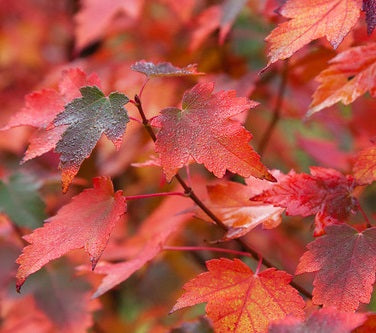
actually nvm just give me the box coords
[171,258,305,333]
[1,68,101,163]
[252,167,357,236]
[296,224,376,311]
[364,0,376,34]
[198,179,283,240]
[52,86,129,192]
[268,307,367,333]
[353,144,376,185]
[151,82,274,182]
[307,43,376,116]
[0,174,46,229]
[15,177,126,291]
[88,191,193,297]
[74,0,144,50]
[131,60,205,78]
[265,0,362,66]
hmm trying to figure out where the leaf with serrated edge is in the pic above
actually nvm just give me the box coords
[52,86,129,192]
[252,167,356,236]
[307,43,376,116]
[15,177,126,291]
[172,258,305,333]
[265,0,362,66]
[353,144,376,185]
[269,307,367,333]
[151,82,274,182]
[296,224,376,311]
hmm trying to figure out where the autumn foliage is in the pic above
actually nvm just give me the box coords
[1,0,376,332]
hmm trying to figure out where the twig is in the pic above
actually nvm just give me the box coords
[163,245,254,258]
[135,93,313,299]
[125,191,186,200]
[258,60,289,155]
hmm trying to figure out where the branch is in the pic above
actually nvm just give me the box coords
[125,191,186,200]
[135,93,312,299]
[163,245,254,258]
[258,60,289,155]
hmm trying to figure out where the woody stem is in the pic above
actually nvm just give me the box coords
[135,93,312,299]
[258,60,288,155]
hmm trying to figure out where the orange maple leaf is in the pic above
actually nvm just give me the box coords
[198,178,283,240]
[171,258,305,333]
[308,43,376,116]
[353,144,376,185]
[265,0,362,66]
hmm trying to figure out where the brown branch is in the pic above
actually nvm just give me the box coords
[258,60,289,155]
[134,93,312,299]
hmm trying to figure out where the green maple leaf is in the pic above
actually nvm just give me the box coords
[53,86,129,192]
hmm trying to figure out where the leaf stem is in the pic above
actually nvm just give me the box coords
[125,191,186,201]
[134,94,157,141]
[139,78,150,99]
[128,116,143,124]
[135,92,312,299]
[255,256,263,275]
[258,60,289,155]
[163,245,254,258]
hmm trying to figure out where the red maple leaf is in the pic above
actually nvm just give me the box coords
[171,258,305,333]
[252,167,357,236]
[265,0,362,66]
[296,224,376,311]
[269,307,367,332]
[16,177,126,291]
[151,82,274,182]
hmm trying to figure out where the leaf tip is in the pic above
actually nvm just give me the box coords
[16,279,24,293]
[91,257,99,271]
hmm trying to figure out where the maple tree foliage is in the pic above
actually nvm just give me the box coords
[252,167,357,236]
[353,144,376,185]
[171,258,305,333]
[296,224,376,311]
[265,0,362,66]
[16,177,126,291]
[308,43,376,116]
[151,82,274,181]
[1,0,376,332]
[268,307,367,333]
